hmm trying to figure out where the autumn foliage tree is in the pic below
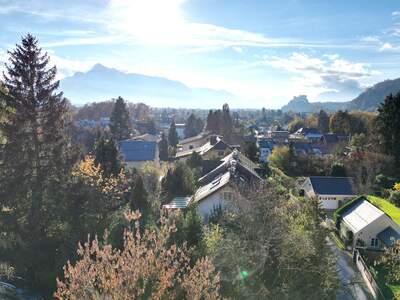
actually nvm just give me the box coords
[55,211,222,300]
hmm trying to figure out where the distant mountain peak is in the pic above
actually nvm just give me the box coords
[281,77,400,113]
[60,64,235,107]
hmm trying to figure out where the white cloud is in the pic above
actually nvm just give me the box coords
[232,46,243,53]
[378,42,400,52]
[264,52,377,99]
[45,50,95,79]
[392,11,400,17]
[360,36,380,43]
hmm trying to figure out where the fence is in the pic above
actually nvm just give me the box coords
[354,249,386,300]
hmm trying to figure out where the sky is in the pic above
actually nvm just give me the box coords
[1,0,400,108]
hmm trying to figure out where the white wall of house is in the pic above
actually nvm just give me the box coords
[357,215,400,249]
[318,195,354,210]
[196,186,234,220]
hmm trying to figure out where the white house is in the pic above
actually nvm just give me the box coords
[302,176,356,210]
[257,139,274,163]
[338,197,400,249]
[164,150,262,220]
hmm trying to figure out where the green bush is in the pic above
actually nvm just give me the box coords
[390,190,400,207]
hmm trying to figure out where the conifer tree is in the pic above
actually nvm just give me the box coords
[94,136,122,177]
[317,110,329,133]
[168,120,179,147]
[0,34,75,291]
[109,96,132,141]
[159,132,169,161]
[377,92,400,168]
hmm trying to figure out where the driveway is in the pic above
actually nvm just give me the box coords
[327,238,374,300]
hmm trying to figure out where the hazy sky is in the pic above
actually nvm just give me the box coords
[1,0,400,108]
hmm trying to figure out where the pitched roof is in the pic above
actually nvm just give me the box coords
[179,131,211,145]
[175,137,232,158]
[342,199,385,233]
[378,226,400,247]
[308,176,356,195]
[163,196,192,209]
[119,140,157,162]
[296,128,322,135]
[192,172,231,204]
[198,150,261,185]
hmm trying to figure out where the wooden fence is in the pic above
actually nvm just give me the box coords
[354,249,386,300]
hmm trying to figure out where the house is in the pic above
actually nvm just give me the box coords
[337,197,400,250]
[177,131,212,152]
[295,128,323,143]
[175,136,233,161]
[165,150,262,220]
[292,142,313,156]
[257,139,274,162]
[119,139,159,169]
[198,150,261,186]
[302,176,356,210]
[267,130,289,143]
[175,123,186,140]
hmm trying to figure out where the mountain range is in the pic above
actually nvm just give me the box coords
[282,78,400,113]
[60,64,234,107]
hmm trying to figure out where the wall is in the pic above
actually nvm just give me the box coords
[356,215,400,249]
[196,186,234,221]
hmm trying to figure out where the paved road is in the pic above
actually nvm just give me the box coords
[327,238,374,300]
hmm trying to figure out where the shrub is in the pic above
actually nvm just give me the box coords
[390,190,400,207]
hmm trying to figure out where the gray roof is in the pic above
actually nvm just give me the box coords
[163,196,192,209]
[119,140,157,162]
[378,226,400,247]
[198,151,261,185]
[308,176,356,196]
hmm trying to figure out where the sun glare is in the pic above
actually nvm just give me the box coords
[108,0,187,44]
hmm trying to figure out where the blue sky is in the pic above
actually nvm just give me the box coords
[1,0,400,108]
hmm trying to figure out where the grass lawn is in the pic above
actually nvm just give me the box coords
[367,195,400,225]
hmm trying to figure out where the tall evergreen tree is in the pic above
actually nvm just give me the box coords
[184,113,204,138]
[377,92,400,168]
[0,34,75,291]
[221,103,233,140]
[94,136,122,177]
[158,132,169,161]
[109,96,132,141]
[168,121,179,147]
[317,110,329,133]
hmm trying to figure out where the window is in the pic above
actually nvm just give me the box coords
[370,238,378,247]
[218,151,224,156]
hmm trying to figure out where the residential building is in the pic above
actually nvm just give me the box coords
[175,123,186,140]
[119,139,159,169]
[178,131,212,152]
[302,176,356,210]
[175,135,233,161]
[257,139,274,162]
[337,197,400,250]
[267,130,289,143]
[165,150,262,220]
[295,128,323,143]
